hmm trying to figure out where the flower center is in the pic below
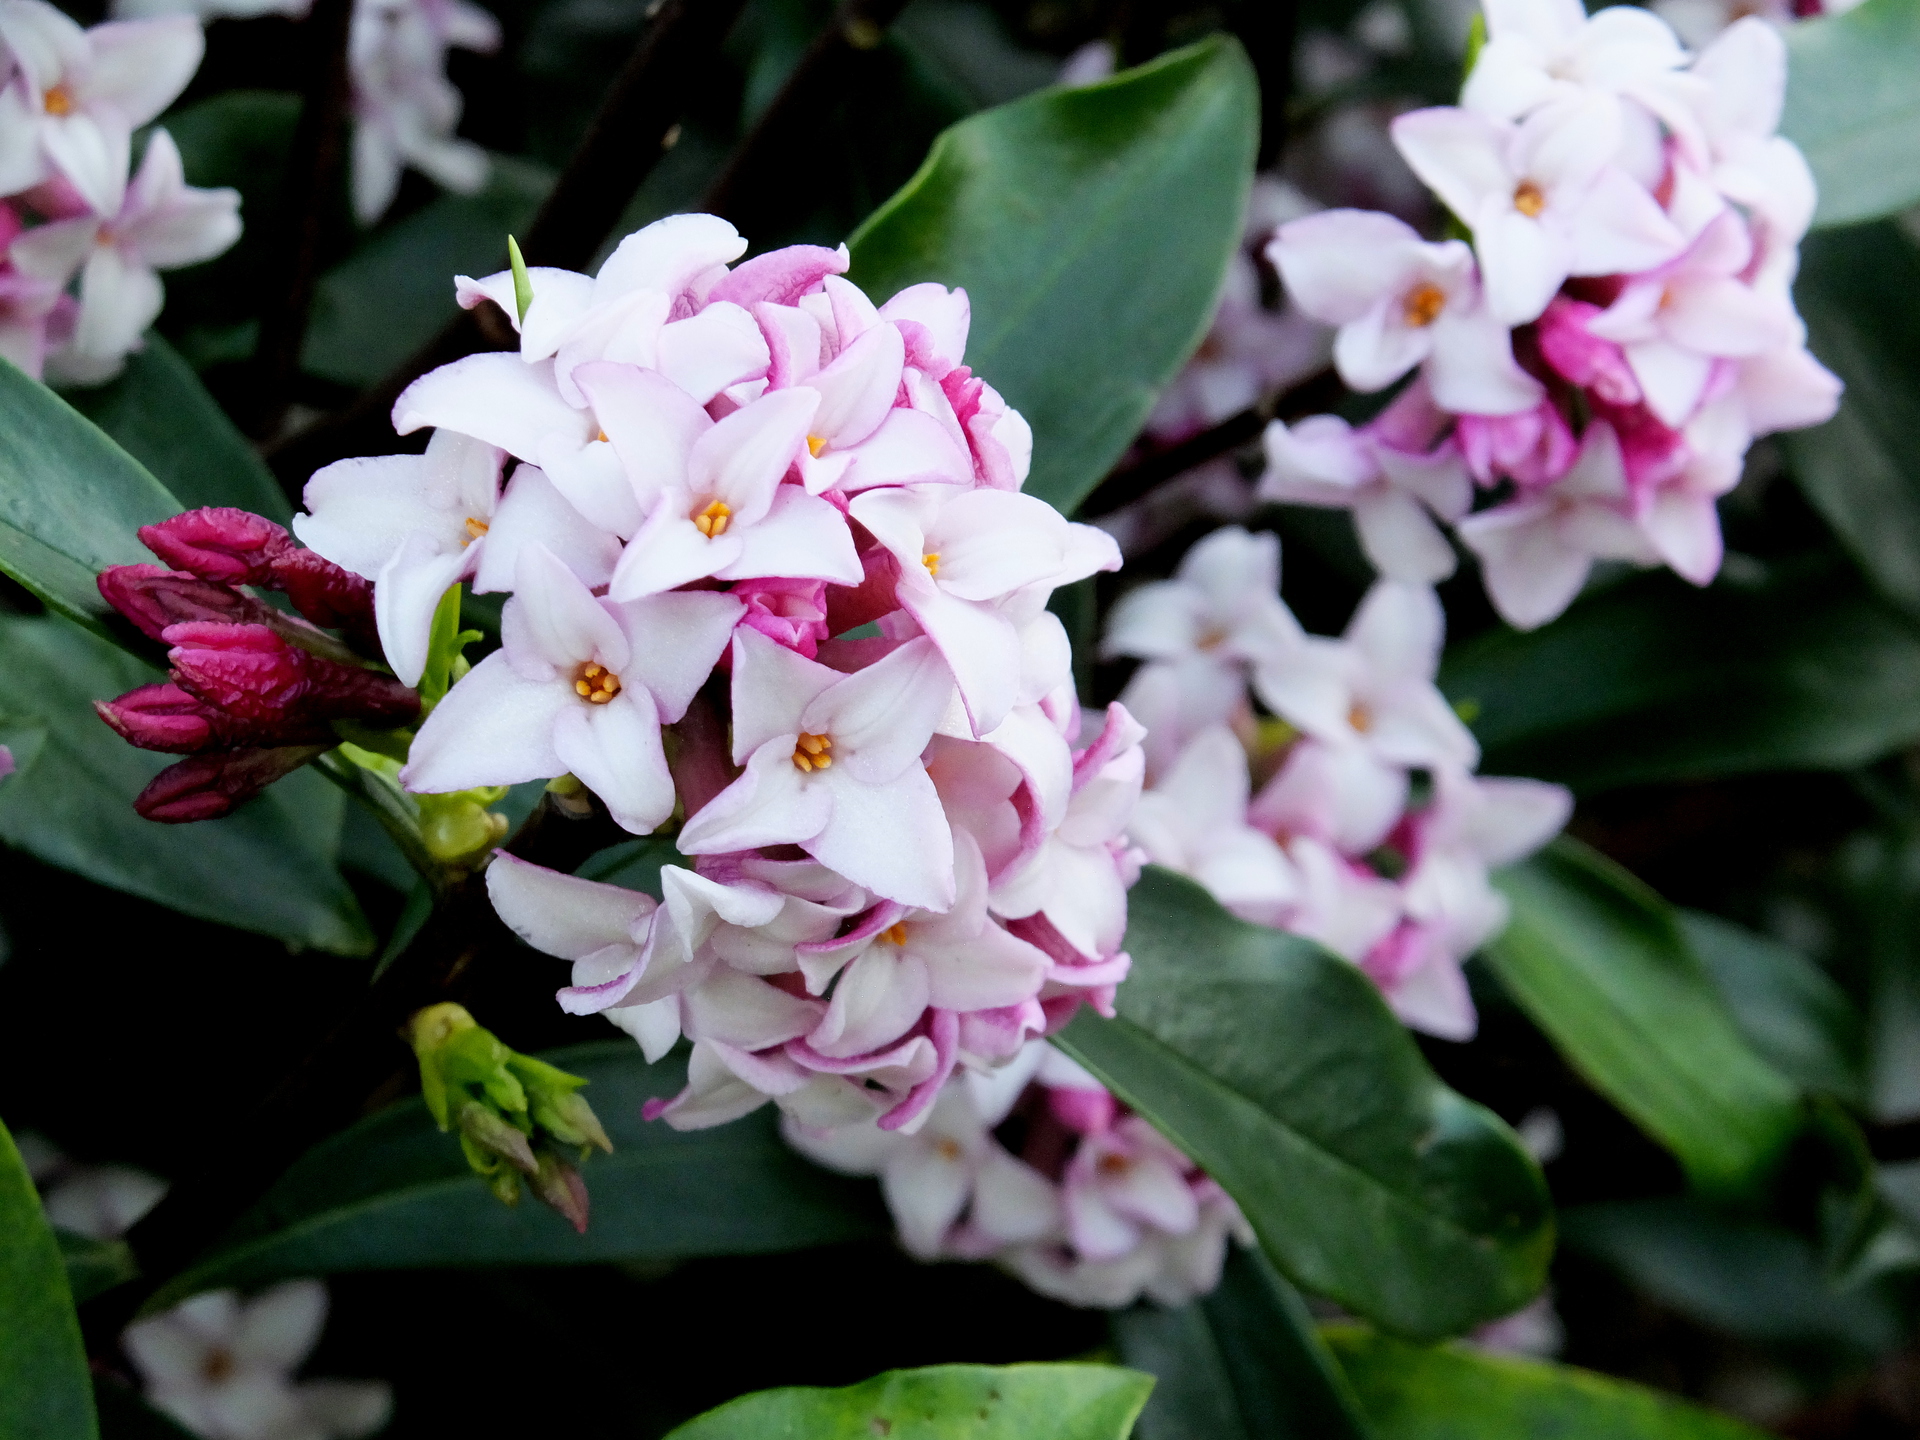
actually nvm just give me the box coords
[201,1347,236,1384]
[921,552,940,578]
[1513,180,1547,217]
[1348,701,1373,733]
[1195,624,1229,652]
[792,731,833,772]
[933,1136,964,1161]
[693,500,732,537]
[463,516,489,545]
[807,435,828,459]
[42,84,72,116]
[1096,1152,1132,1176]
[573,662,622,704]
[881,920,909,946]
[1402,282,1447,328]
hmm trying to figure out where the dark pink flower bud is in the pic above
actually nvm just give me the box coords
[139,507,293,585]
[1536,297,1641,406]
[95,683,333,754]
[823,537,900,636]
[133,743,332,822]
[733,576,829,659]
[267,548,380,655]
[163,622,419,727]
[98,565,268,641]
[1456,401,1578,490]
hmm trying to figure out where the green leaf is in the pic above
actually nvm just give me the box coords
[0,1117,98,1440]
[1323,1325,1767,1440]
[1439,564,1920,793]
[1785,223,1920,617]
[1055,868,1552,1341]
[1112,1245,1372,1440]
[662,1364,1155,1440]
[146,1043,884,1310]
[57,1230,138,1305]
[0,356,180,644]
[63,333,288,521]
[302,155,554,389]
[1782,0,1920,229]
[1679,909,1866,1104]
[846,37,1257,515]
[0,613,372,955]
[1561,1198,1905,1354]
[1485,841,1801,1194]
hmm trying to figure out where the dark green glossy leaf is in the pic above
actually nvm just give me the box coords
[0,613,371,954]
[847,37,1257,515]
[1486,842,1800,1194]
[64,333,287,521]
[302,155,554,389]
[1056,867,1552,1341]
[0,1118,97,1440]
[1112,1245,1372,1440]
[1562,1198,1904,1354]
[1680,909,1865,1104]
[576,834,680,895]
[1782,0,1920,229]
[0,357,180,644]
[1785,223,1920,618]
[1323,1325,1766,1440]
[1439,564,1920,793]
[662,1363,1154,1440]
[56,1230,137,1305]
[147,1043,885,1310]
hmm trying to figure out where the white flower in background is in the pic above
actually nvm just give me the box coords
[349,0,499,223]
[0,0,203,215]
[123,1281,392,1440]
[10,129,239,384]
[20,1133,167,1239]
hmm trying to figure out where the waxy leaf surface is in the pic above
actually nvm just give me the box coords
[1487,842,1801,1194]
[1057,867,1552,1340]
[1324,1326,1767,1439]
[148,1043,885,1309]
[663,1363,1154,1440]
[1784,0,1920,228]
[0,614,370,954]
[1112,1246,1372,1440]
[848,37,1257,515]
[0,1118,97,1440]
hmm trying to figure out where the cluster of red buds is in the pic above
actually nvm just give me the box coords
[94,507,420,821]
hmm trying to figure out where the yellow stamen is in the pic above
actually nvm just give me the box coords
[933,1136,963,1161]
[596,429,608,443]
[1097,1152,1132,1176]
[1402,283,1447,328]
[792,732,833,772]
[693,499,732,537]
[922,552,940,578]
[201,1348,236,1384]
[42,84,72,117]
[464,516,490,544]
[572,662,622,704]
[1195,624,1229,652]
[882,920,909,946]
[807,435,828,459]
[1348,702,1373,733]
[1513,180,1547,217]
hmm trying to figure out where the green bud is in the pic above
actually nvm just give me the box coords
[529,1150,590,1234]
[406,1003,613,1220]
[418,793,510,865]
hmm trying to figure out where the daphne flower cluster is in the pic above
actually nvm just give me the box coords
[1106,526,1569,1038]
[1261,0,1841,630]
[109,0,498,225]
[285,212,1130,1134]
[788,1038,1249,1309]
[93,507,416,821]
[0,0,239,383]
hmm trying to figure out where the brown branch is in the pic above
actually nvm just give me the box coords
[245,0,355,443]
[1075,366,1341,518]
[699,0,916,233]
[263,0,751,491]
